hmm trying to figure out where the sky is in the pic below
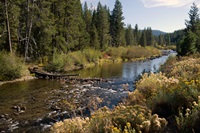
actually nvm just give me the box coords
[81,0,200,33]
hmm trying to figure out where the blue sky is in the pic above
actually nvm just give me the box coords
[81,0,200,33]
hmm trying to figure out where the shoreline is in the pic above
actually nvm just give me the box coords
[0,76,36,86]
[0,50,174,85]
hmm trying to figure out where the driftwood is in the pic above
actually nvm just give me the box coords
[28,67,79,79]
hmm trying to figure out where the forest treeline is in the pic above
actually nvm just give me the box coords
[0,0,178,62]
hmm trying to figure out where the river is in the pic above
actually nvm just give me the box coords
[0,52,175,132]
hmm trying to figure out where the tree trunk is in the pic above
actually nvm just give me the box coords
[5,0,12,53]
[25,0,33,60]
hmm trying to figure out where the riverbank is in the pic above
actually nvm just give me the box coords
[0,53,174,132]
[0,76,35,86]
[44,46,162,72]
[0,46,163,85]
[51,54,200,133]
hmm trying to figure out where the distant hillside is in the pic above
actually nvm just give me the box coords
[152,30,167,36]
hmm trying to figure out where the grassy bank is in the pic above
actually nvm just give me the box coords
[51,55,200,133]
[0,46,161,81]
[44,46,161,72]
[0,52,29,81]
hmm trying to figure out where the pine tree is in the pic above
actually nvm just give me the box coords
[0,0,6,51]
[178,2,200,55]
[83,2,92,32]
[33,0,56,58]
[158,34,165,46]
[177,30,197,55]
[185,3,199,32]
[133,24,140,45]
[125,24,134,46]
[90,24,100,49]
[96,3,111,50]
[140,28,147,47]
[0,0,21,53]
[146,27,154,46]
[110,0,125,47]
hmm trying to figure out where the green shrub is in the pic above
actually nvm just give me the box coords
[51,105,167,133]
[161,56,200,80]
[82,49,102,63]
[44,52,66,72]
[176,95,200,133]
[0,52,28,81]
[122,46,161,60]
[106,47,126,59]
[66,51,87,68]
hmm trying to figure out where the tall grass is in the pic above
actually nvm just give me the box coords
[0,52,28,81]
[122,46,161,60]
[105,46,161,61]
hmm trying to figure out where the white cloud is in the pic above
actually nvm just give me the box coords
[140,0,200,8]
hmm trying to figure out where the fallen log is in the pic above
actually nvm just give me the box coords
[28,68,79,79]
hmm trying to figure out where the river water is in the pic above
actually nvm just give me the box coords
[0,52,175,132]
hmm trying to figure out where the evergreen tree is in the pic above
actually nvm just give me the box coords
[82,2,92,48]
[158,34,165,45]
[125,24,134,45]
[146,27,154,46]
[133,24,140,45]
[96,3,111,49]
[177,2,200,55]
[140,28,147,47]
[185,3,199,32]
[110,0,125,47]
[83,2,92,32]
[90,9,100,48]
[90,24,100,49]
[177,30,197,55]
[0,0,21,53]
[0,1,6,51]
[24,0,56,60]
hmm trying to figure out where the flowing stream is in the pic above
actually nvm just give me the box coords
[0,51,175,132]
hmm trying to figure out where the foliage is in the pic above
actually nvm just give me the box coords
[0,52,28,81]
[125,24,134,46]
[176,96,200,133]
[127,56,200,132]
[51,105,167,133]
[110,0,126,47]
[177,2,200,56]
[155,45,176,51]
[44,52,66,72]
[106,47,126,59]
[0,0,181,63]
[122,46,161,60]
[160,56,200,80]
[66,51,87,69]
[82,49,103,63]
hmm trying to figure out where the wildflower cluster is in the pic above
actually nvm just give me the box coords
[176,96,200,133]
[161,56,200,80]
[136,72,179,99]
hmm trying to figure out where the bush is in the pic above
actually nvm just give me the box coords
[122,46,161,60]
[66,51,87,68]
[51,105,167,133]
[106,47,126,59]
[176,96,200,133]
[82,49,102,63]
[0,52,28,81]
[44,52,66,72]
[161,56,200,80]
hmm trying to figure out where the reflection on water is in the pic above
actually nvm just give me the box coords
[122,55,170,80]
[74,55,171,81]
[72,54,175,92]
